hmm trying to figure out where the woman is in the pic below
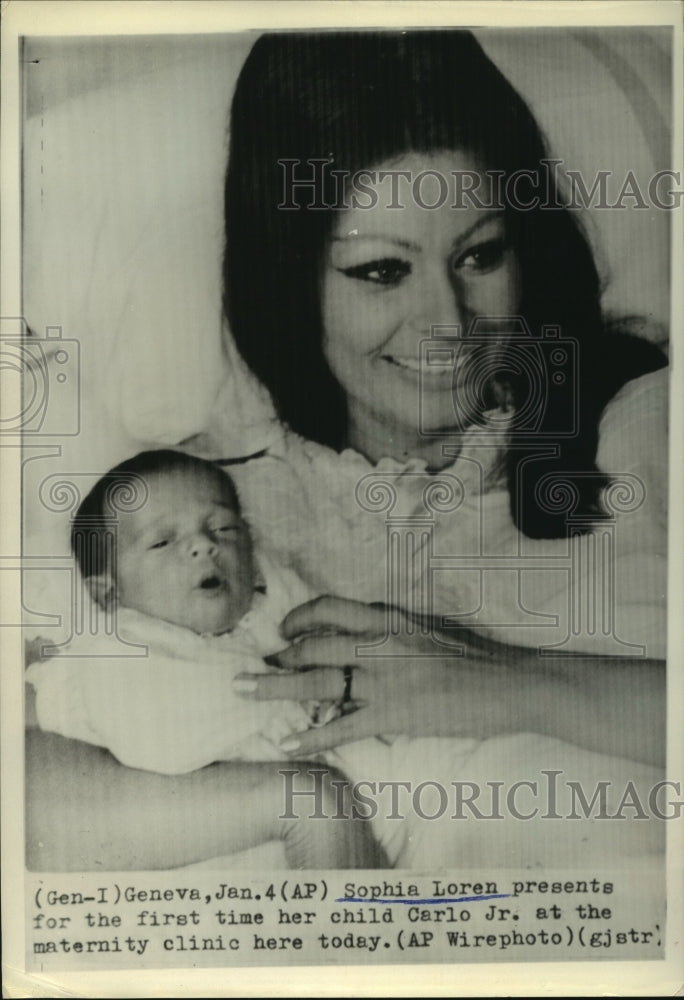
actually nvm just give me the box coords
[26,29,668,870]
[223,29,666,728]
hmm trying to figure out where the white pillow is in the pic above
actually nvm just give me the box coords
[478,28,671,334]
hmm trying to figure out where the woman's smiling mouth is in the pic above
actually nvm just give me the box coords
[381,354,453,378]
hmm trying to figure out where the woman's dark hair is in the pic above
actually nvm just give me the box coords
[71,450,237,580]
[223,30,666,537]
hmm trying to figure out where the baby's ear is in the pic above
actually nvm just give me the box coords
[85,573,117,610]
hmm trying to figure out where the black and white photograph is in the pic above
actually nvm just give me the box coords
[2,1,683,995]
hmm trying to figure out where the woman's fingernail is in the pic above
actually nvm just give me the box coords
[280,737,300,752]
[233,677,258,693]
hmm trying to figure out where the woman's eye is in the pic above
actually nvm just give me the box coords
[149,539,169,550]
[454,238,508,274]
[339,258,411,286]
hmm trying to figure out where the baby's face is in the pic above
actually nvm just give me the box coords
[115,465,256,634]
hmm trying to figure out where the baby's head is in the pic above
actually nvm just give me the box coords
[72,450,256,635]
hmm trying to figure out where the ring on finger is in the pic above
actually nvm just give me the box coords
[340,664,354,712]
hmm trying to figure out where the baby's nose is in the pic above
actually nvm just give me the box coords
[189,533,217,557]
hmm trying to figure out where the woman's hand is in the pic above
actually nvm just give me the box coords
[233,596,534,755]
[234,596,665,766]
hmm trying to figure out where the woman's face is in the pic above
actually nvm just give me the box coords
[321,151,521,459]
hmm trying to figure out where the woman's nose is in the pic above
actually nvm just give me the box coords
[413,266,466,336]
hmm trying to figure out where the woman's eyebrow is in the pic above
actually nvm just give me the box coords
[329,212,505,253]
[451,211,505,250]
[330,235,420,251]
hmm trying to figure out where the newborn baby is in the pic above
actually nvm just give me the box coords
[26,449,383,867]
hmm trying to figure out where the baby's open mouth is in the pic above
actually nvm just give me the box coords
[198,574,224,591]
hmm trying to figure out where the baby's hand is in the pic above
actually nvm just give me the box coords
[306,699,341,728]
